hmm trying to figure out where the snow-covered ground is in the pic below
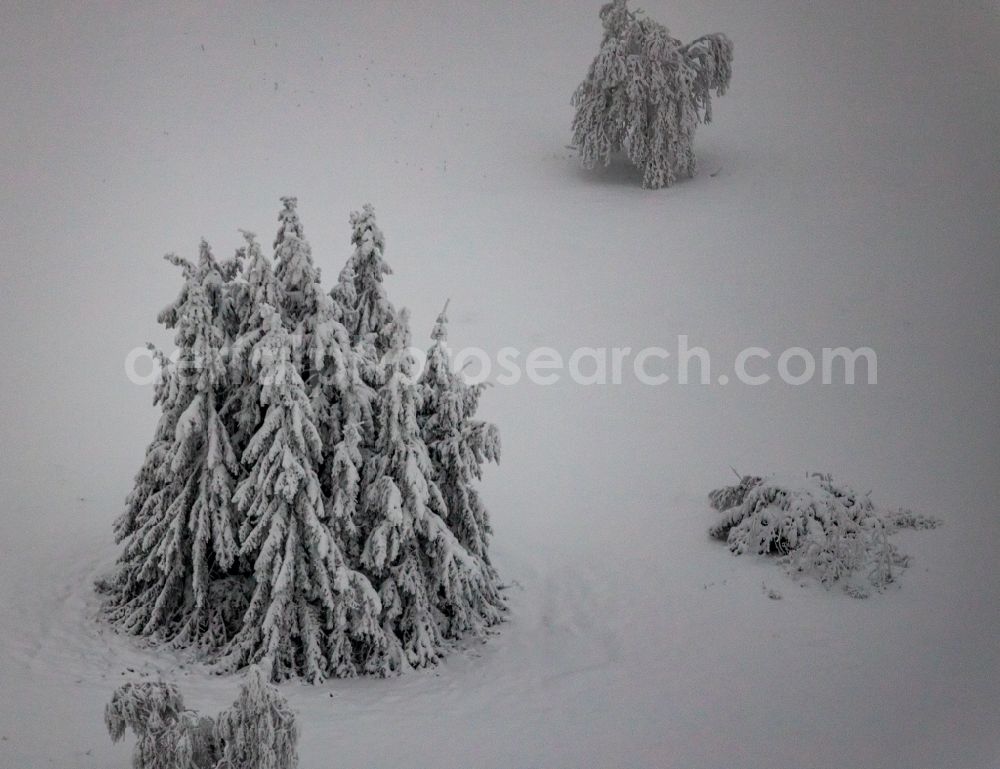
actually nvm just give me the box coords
[2,2,998,767]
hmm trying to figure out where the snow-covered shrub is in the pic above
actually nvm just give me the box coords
[102,199,505,681]
[215,667,298,769]
[571,0,733,188]
[708,473,936,594]
[105,681,218,769]
[106,669,297,769]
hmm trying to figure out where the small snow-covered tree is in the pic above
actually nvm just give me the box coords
[215,667,298,769]
[106,671,297,769]
[362,310,504,671]
[219,305,384,682]
[572,0,733,188]
[105,681,218,769]
[419,302,502,564]
[106,243,240,648]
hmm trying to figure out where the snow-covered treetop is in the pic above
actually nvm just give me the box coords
[273,196,304,247]
[430,299,450,343]
[347,204,396,348]
[153,242,230,394]
[273,197,321,328]
[419,304,500,475]
[421,301,454,405]
[330,258,359,332]
[198,238,235,310]
[232,231,280,344]
[349,204,386,265]
[236,231,278,305]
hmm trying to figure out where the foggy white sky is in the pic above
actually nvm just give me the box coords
[2,0,998,510]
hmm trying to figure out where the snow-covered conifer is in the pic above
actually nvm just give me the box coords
[279,271,375,620]
[326,250,378,463]
[106,243,240,648]
[571,0,733,188]
[294,271,353,464]
[113,241,233,544]
[220,305,384,682]
[214,667,299,769]
[362,310,504,671]
[270,199,355,447]
[270,206,373,559]
[321,207,392,549]
[103,199,505,681]
[419,302,502,564]
[272,197,321,332]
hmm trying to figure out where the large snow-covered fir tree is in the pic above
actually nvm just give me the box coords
[361,310,504,670]
[104,243,241,649]
[571,0,734,188]
[102,199,504,681]
[218,305,384,682]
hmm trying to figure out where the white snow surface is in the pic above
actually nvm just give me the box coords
[1,2,998,768]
